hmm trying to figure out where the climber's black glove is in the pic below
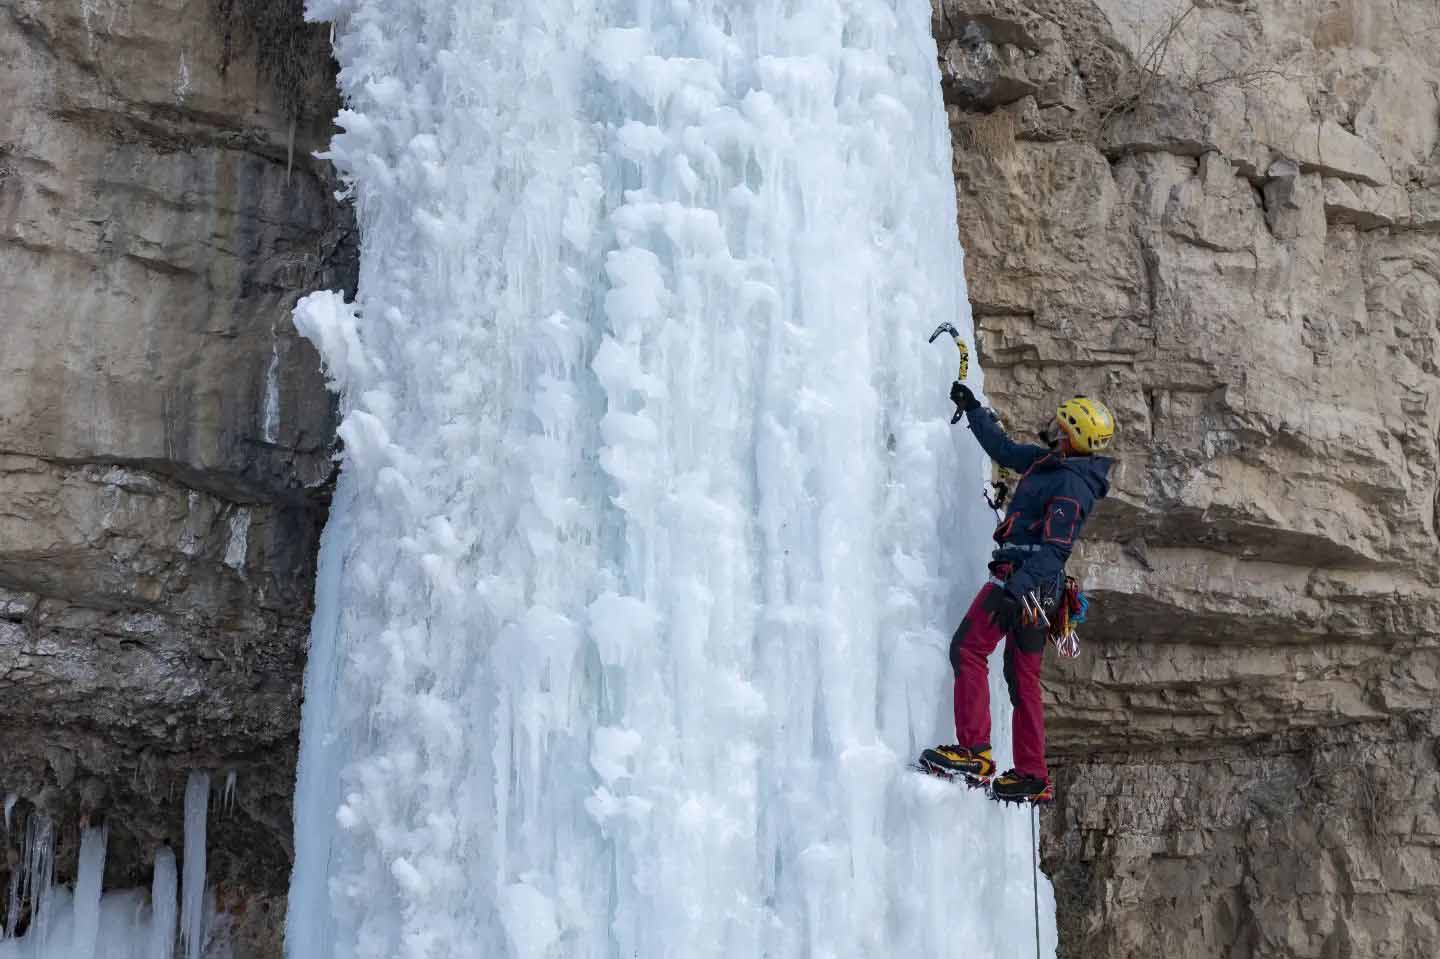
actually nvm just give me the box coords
[950,381,980,414]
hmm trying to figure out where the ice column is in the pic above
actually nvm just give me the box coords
[179,774,207,959]
[150,847,178,959]
[69,826,106,959]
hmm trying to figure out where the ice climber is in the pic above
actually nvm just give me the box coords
[920,385,1115,804]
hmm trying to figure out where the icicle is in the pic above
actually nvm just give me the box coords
[4,854,17,939]
[179,773,209,959]
[0,793,11,940]
[222,772,237,815]
[71,823,108,958]
[286,115,296,186]
[21,814,55,949]
[150,846,179,959]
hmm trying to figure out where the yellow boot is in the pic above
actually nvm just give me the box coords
[918,745,996,787]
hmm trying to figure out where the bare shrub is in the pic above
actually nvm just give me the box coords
[1096,1,1297,130]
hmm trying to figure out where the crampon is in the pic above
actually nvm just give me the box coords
[912,761,992,790]
[987,769,1054,806]
[914,745,996,789]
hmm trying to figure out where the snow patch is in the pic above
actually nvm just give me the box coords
[222,510,249,572]
[262,329,281,444]
[178,492,202,557]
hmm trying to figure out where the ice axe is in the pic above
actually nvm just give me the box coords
[928,322,971,424]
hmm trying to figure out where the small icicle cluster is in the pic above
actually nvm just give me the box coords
[0,771,221,959]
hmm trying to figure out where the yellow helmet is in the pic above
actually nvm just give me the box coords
[1055,396,1116,453]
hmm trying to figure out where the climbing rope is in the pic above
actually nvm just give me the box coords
[1031,805,1041,959]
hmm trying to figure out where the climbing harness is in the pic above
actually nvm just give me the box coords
[1048,576,1087,658]
[1007,578,1090,655]
[928,322,971,424]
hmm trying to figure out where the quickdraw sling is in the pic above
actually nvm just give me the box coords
[1049,576,1087,658]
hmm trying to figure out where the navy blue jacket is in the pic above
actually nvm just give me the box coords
[966,406,1112,598]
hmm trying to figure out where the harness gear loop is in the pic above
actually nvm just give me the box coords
[1048,576,1086,658]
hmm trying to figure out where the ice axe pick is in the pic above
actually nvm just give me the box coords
[929,322,972,424]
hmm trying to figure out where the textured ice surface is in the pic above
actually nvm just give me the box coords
[290,0,1058,956]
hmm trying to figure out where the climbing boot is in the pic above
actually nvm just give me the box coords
[989,769,1054,805]
[918,745,996,787]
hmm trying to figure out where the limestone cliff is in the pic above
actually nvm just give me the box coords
[934,0,1440,954]
[0,0,352,942]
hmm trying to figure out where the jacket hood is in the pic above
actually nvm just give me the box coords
[1055,453,1112,499]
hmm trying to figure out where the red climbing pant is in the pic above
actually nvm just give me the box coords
[949,581,1049,780]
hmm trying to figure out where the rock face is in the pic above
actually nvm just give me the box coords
[934,0,1440,955]
[0,0,351,937]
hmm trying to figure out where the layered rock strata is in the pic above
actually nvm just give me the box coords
[934,0,1440,954]
[0,0,351,937]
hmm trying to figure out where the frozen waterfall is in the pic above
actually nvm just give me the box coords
[289,0,1058,956]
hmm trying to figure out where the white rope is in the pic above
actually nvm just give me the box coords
[1031,804,1042,959]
